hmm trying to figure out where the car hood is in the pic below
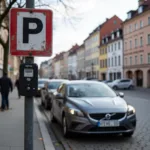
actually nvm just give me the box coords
[68,97,127,113]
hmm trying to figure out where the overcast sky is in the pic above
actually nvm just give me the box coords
[35,0,138,66]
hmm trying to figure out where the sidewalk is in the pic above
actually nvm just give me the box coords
[0,90,45,150]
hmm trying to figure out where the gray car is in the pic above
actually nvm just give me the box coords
[51,81,136,138]
[41,79,68,109]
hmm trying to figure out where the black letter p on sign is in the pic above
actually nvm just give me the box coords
[23,18,43,43]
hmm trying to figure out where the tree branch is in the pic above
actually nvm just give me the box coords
[0,24,9,32]
[0,0,17,27]
[0,36,5,49]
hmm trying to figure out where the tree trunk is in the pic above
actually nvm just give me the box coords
[3,42,9,74]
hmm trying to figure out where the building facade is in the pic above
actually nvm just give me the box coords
[63,51,69,79]
[107,29,123,80]
[77,44,85,79]
[59,52,65,79]
[99,15,123,80]
[84,28,100,79]
[123,0,150,87]
[68,44,79,80]
[99,41,107,80]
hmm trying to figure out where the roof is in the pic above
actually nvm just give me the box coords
[124,1,150,23]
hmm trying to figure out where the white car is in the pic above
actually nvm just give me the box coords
[107,79,134,90]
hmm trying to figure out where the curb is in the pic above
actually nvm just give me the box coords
[34,100,55,150]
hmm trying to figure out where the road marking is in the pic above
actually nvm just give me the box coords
[34,99,55,150]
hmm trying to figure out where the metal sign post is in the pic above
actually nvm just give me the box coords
[25,1,34,150]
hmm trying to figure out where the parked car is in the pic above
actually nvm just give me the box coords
[51,80,136,138]
[107,79,134,90]
[36,78,50,97]
[41,79,68,109]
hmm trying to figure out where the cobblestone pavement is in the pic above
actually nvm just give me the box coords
[38,89,150,150]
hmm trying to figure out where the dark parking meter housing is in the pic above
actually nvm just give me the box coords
[19,63,38,96]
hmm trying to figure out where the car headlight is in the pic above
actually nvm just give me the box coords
[68,108,84,117]
[127,105,136,116]
[38,88,40,90]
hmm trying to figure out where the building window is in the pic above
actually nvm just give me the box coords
[140,21,143,28]
[135,23,138,30]
[114,20,117,24]
[112,57,113,67]
[111,44,113,51]
[135,56,138,65]
[128,12,132,19]
[118,42,120,49]
[108,58,110,67]
[125,42,127,50]
[148,53,150,64]
[115,43,117,50]
[148,17,150,25]
[130,56,132,65]
[118,56,121,66]
[135,39,138,48]
[125,58,127,66]
[138,6,143,14]
[129,25,132,32]
[140,55,143,64]
[115,56,117,66]
[130,40,132,49]
[140,37,143,47]
[148,34,150,45]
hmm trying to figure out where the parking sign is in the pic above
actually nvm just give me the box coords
[9,8,53,56]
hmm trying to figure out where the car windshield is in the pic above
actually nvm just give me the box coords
[48,82,62,89]
[67,83,116,98]
[38,80,47,84]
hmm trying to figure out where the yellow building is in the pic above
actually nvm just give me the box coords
[84,27,100,79]
[99,40,107,80]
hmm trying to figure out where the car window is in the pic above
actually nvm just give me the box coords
[67,83,116,98]
[120,80,130,83]
[38,80,46,84]
[48,82,62,89]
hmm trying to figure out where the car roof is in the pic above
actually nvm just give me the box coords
[65,80,101,85]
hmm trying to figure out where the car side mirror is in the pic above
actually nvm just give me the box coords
[55,93,64,99]
[118,92,124,98]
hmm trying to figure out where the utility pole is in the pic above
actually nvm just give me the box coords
[25,0,34,150]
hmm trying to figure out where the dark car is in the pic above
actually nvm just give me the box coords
[51,80,136,138]
[36,78,50,97]
[41,79,68,109]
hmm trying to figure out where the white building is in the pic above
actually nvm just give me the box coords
[68,44,79,79]
[54,61,60,79]
[107,29,123,80]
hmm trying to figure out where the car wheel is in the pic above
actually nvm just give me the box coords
[113,86,118,90]
[62,116,70,138]
[122,131,134,137]
[128,85,134,90]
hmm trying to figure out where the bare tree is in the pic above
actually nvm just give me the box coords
[0,0,75,74]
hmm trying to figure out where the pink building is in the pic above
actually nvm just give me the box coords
[123,0,150,88]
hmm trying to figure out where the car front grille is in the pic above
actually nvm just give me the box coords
[89,126,126,132]
[89,113,125,120]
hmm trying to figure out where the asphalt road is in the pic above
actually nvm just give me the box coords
[36,88,150,150]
